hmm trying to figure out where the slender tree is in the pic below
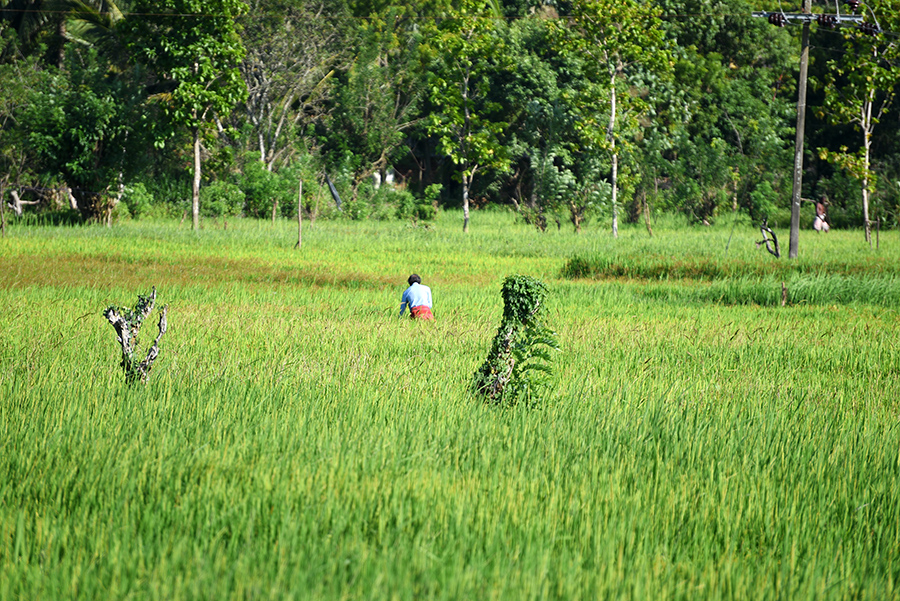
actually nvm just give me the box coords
[555,0,671,237]
[122,0,247,231]
[817,1,900,244]
[238,0,341,171]
[423,0,511,232]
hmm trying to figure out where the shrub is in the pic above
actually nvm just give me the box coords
[342,182,373,220]
[122,183,154,220]
[473,275,559,406]
[391,187,418,221]
[748,180,778,223]
[141,171,191,209]
[201,181,245,218]
[392,183,442,223]
[241,161,284,218]
[370,185,410,220]
[276,158,325,219]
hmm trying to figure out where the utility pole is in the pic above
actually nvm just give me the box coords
[753,2,870,258]
[789,0,811,259]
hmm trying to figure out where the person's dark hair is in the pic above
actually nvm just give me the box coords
[408,274,421,286]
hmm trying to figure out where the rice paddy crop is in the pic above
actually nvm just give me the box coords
[1,212,899,600]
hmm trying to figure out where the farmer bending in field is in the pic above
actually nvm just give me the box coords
[399,274,434,320]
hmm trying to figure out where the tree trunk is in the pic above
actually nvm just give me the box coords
[65,186,78,210]
[607,73,619,239]
[56,20,66,69]
[643,189,653,237]
[462,172,470,233]
[863,168,871,246]
[192,125,201,231]
[862,92,873,246]
[296,180,302,250]
[10,190,23,216]
[72,189,101,221]
[0,180,6,237]
[570,203,582,233]
[104,288,168,386]
[732,171,739,212]
[611,151,619,239]
[461,66,472,234]
[259,132,267,167]
[107,174,124,228]
[788,3,811,259]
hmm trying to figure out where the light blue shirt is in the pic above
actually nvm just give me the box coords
[400,282,432,316]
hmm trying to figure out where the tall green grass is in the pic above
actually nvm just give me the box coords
[2,213,899,600]
[562,219,900,307]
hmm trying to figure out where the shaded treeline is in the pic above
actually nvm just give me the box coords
[1,0,899,233]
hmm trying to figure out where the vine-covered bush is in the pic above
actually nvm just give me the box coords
[473,275,559,405]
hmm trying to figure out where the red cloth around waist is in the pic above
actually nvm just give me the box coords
[410,305,434,320]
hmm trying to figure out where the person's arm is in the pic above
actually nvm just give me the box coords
[399,288,410,317]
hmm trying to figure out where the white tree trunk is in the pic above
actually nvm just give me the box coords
[611,151,619,239]
[462,66,472,234]
[192,125,201,231]
[10,190,23,217]
[259,132,267,168]
[65,186,78,210]
[862,92,873,245]
[0,181,6,237]
[462,172,470,233]
[608,75,619,239]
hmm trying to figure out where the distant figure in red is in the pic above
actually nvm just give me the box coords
[399,274,434,320]
[814,200,830,232]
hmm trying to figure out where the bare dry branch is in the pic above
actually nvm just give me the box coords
[104,288,167,385]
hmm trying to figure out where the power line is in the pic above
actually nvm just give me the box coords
[0,7,860,20]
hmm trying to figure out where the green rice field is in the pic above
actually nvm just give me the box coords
[2,211,899,600]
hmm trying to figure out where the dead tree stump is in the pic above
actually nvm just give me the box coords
[757,219,781,258]
[104,287,168,385]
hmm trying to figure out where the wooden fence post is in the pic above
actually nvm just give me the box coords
[296,181,303,250]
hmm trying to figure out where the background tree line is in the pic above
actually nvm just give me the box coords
[1,0,899,234]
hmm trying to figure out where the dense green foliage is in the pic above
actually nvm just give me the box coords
[2,214,900,599]
[2,0,900,235]
[473,274,558,404]
[815,0,900,242]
